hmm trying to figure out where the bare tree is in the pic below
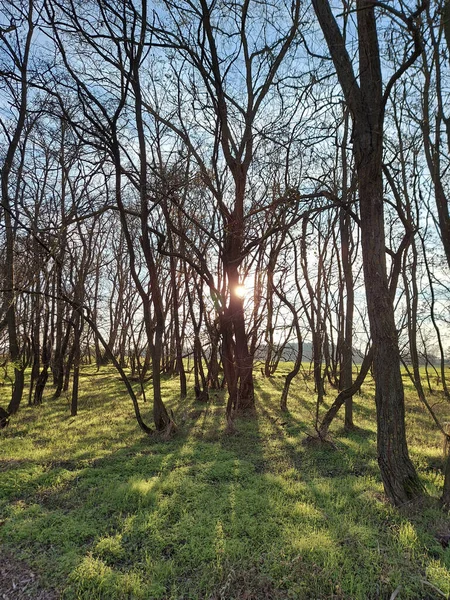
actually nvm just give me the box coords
[45,0,174,431]
[148,0,303,418]
[0,0,37,415]
[312,0,425,504]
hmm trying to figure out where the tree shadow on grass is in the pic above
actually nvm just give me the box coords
[1,389,285,598]
[2,378,450,599]
[253,390,450,599]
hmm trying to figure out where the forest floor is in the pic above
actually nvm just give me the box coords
[1,365,450,599]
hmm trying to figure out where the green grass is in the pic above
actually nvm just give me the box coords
[1,364,450,599]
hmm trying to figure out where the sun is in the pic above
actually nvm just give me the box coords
[234,284,247,299]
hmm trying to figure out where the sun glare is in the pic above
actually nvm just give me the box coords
[234,284,246,299]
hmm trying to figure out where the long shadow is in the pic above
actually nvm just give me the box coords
[253,386,447,599]
[1,374,448,599]
[1,386,286,599]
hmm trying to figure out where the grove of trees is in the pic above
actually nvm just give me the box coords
[1,0,449,507]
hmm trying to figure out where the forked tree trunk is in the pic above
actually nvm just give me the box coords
[272,285,303,411]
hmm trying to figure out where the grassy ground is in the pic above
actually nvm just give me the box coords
[1,365,450,599]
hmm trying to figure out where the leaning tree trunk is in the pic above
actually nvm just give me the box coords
[317,347,374,439]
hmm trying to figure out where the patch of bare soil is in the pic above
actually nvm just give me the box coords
[0,550,60,599]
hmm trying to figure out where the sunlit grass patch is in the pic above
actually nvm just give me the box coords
[68,555,148,600]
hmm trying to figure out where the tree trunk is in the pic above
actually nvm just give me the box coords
[339,110,355,430]
[225,260,255,412]
[169,243,187,397]
[441,451,450,508]
[53,322,71,398]
[71,315,82,417]
[33,301,51,406]
[355,5,422,504]
[312,0,423,505]
[318,347,374,439]
[2,2,34,415]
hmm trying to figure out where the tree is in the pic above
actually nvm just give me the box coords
[421,0,450,270]
[46,0,174,431]
[149,0,303,418]
[0,0,37,414]
[312,0,425,504]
